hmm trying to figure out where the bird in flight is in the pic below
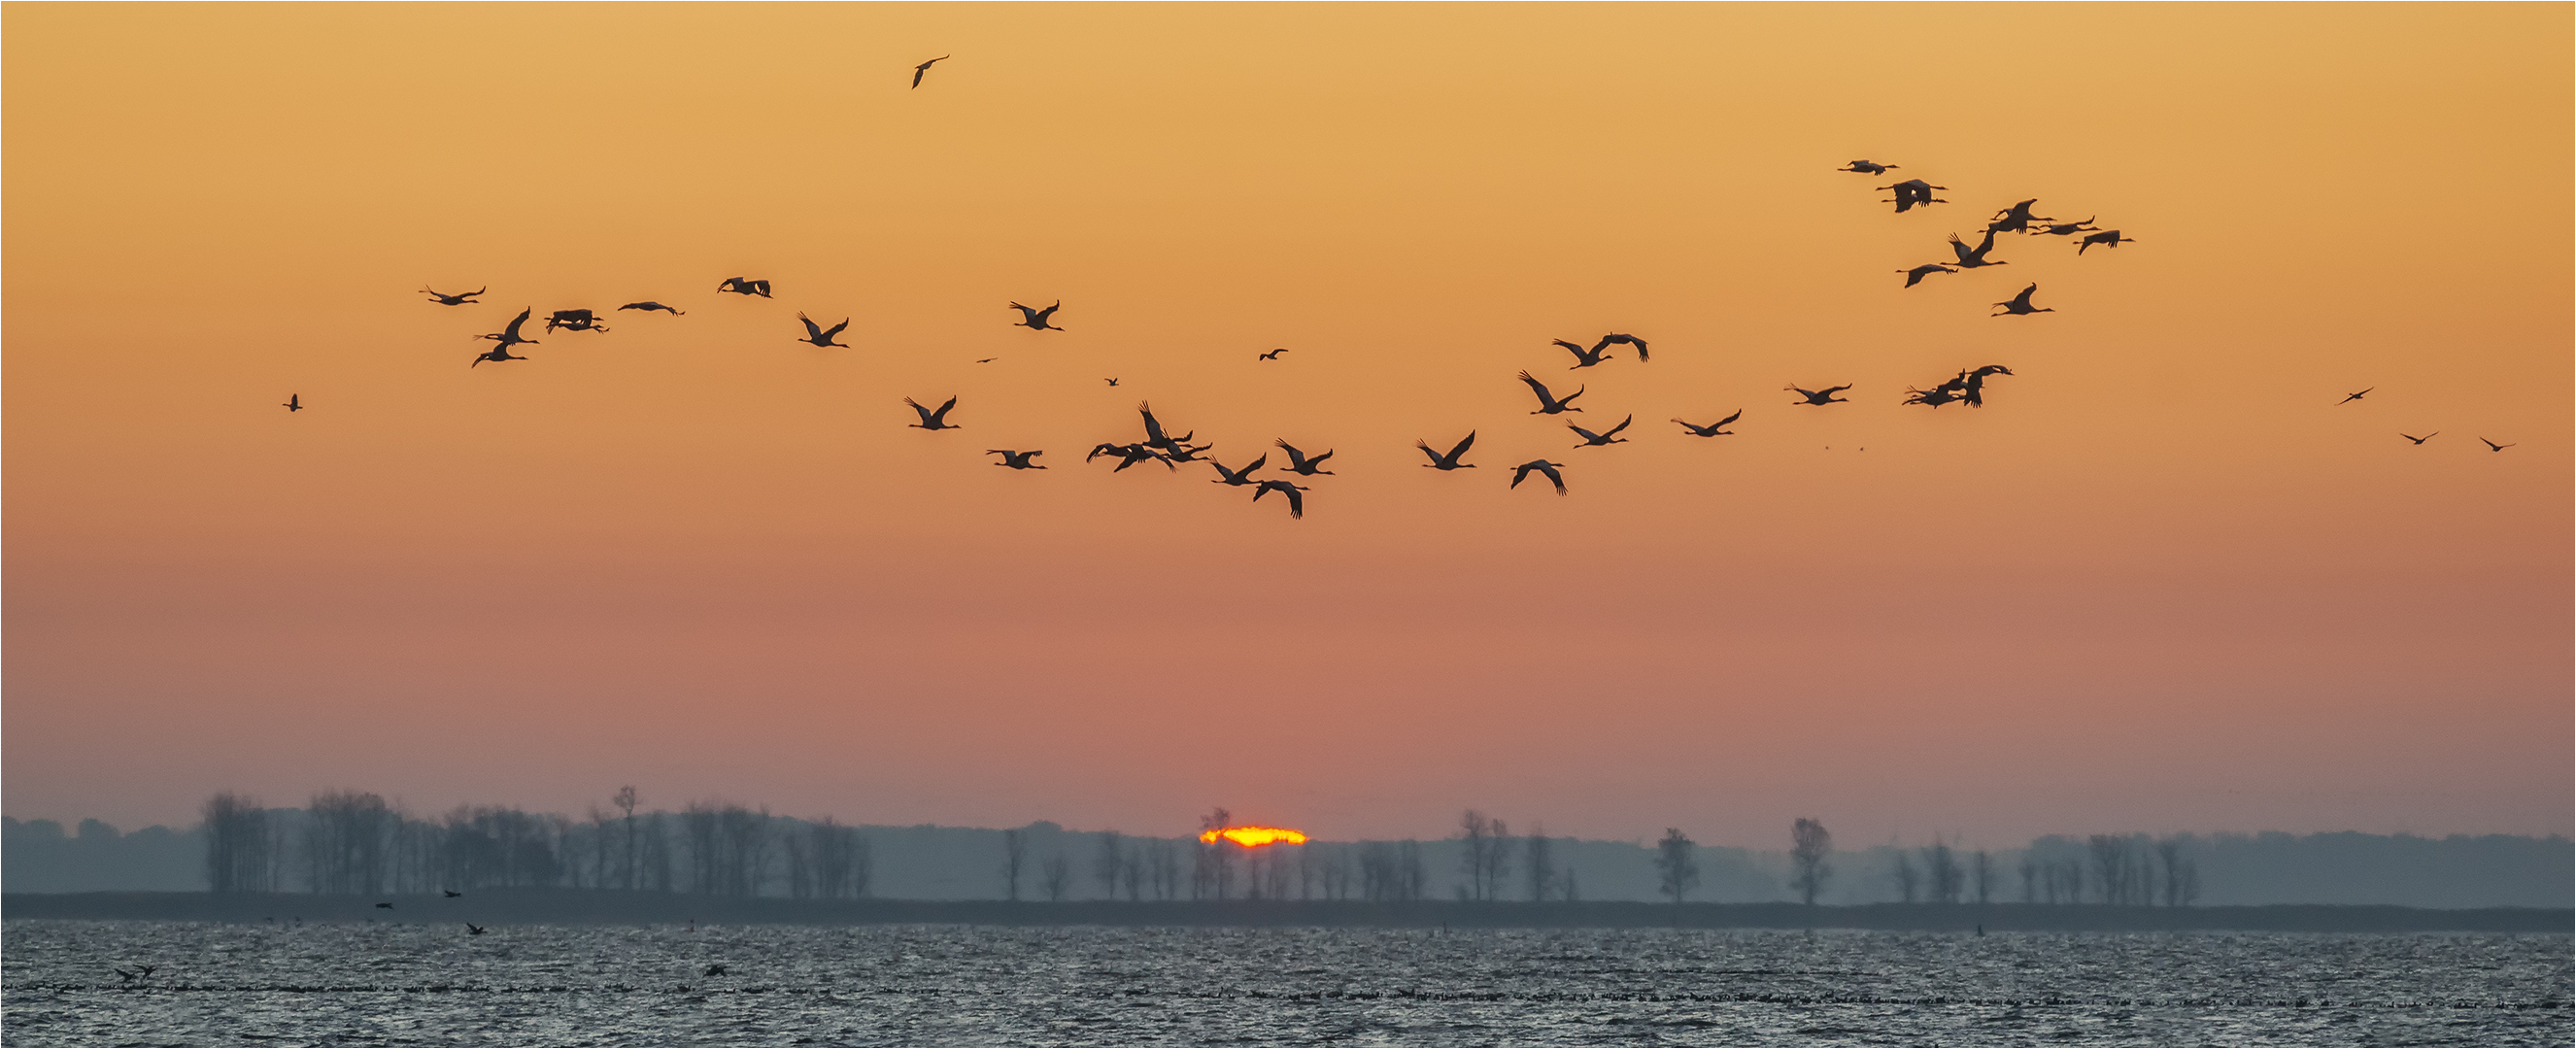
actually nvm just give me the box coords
[443,891,463,897]
[1273,439,1336,476]
[2480,437,2514,452]
[904,396,960,430]
[796,313,851,348]
[1209,455,1269,486]
[466,924,488,935]
[618,301,684,316]
[1947,229,2007,268]
[1252,479,1308,519]
[1009,301,1065,331]
[1838,159,1896,175]
[1416,431,1476,470]
[1985,199,2053,235]
[2398,432,2436,445]
[1259,348,1288,360]
[1517,370,1585,415]
[2077,229,2136,254]
[1992,283,2053,317]
[423,286,484,306]
[1880,178,1948,213]
[912,54,950,88]
[1102,378,1119,387]
[1961,364,2013,407]
[546,309,608,333]
[987,449,1046,469]
[1788,384,1853,406]
[1568,415,1634,448]
[2033,216,2100,237]
[704,964,729,977]
[471,309,538,365]
[1591,333,1650,362]
[1904,384,1964,408]
[1551,339,1610,369]
[1509,459,1569,494]
[974,357,997,364]
[1134,402,1198,454]
[1090,442,1173,472]
[283,394,303,413]
[716,277,772,297]
[2337,388,2373,405]
[1898,263,1957,288]
[1673,410,1742,436]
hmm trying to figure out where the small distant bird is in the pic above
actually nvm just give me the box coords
[1591,333,1649,362]
[1839,159,1896,175]
[2076,229,2136,254]
[443,891,463,898]
[1509,459,1569,494]
[283,394,303,413]
[1416,431,1476,470]
[1961,364,2013,408]
[904,396,960,429]
[1992,283,2052,316]
[1273,439,1336,476]
[2338,388,2373,405]
[1899,263,1957,288]
[465,924,487,935]
[2480,437,2514,452]
[1552,339,1610,369]
[1251,479,1307,519]
[911,54,950,88]
[2033,217,2099,237]
[114,968,138,982]
[1209,455,1269,486]
[974,357,997,363]
[423,286,484,306]
[375,902,393,909]
[704,964,729,977]
[796,313,850,348]
[1947,229,2007,268]
[1788,384,1852,406]
[1517,370,1584,415]
[1103,378,1119,387]
[987,449,1046,469]
[1880,178,1948,213]
[1568,415,1634,448]
[1673,410,1742,436]
[545,309,607,333]
[2399,432,2436,445]
[618,301,684,315]
[1259,348,1288,360]
[1009,300,1065,331]
[1985,199,2053,235]
[716,277,772,297]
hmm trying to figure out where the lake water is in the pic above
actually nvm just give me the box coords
[4,921,2568,1045]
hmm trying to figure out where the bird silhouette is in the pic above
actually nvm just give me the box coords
[987,449,1046,469]
[114,967,140,983]
[2034,217,2100,237]
[1273,439,1336,475]
[1209,455,1269,486]
[796,313,850,348]
[1416,432,1476,470]
[618,301,684,315]
[704,964,729,977]
[1009,301,1065,331]
[443,890,463,897]
[283,394,302,413]
[1551,339,1610,369]
[1103,378,1118,387]
[1517,370,1585,415]
[2338,388,2373,405]
[1946,229,2007,268]
[375,902,393,909]
[1251,479,1307,519]
[1985,199,2053,235]
[904,396,960,430]
[2480,437,2514,452]
[1839,159,1897,175]
[2076,229,2136,254]
[1591,333,1650,362]
[466,924,487,935]
[1904,385,1963,408]
[476,308,539,350]
[1992,283,2052,316]
[1962,364,2013,407]
[1880,178,1949,213]
[974,357,997,364]
[1090,442,1172,472]
[1788,384,1853,406]
[2399,432,2436,445]
[1673,410,1742,436]
[423,286,484,306]
[716,277,772,297]
[1259,348,1288,360]
[1135,402,1194,452]
[911,54,950,88]
[470,346,527,368]
[1509,459,1569,494]
[545,309,608,333]
[1898,263,1958,288]
[1162,442,1214,464]
[1568,415,1634,448]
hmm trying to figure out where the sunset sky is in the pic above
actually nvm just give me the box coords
[6,4,2567,849]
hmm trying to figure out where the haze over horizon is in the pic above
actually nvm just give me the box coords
[5,4,2567,849]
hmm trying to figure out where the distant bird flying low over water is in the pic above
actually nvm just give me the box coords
[465,924,487,935]
[2480,437,2514,452]
[1568,415,1633,448]
[904,396,960,429]
[1517,370,1584,414]
[2399,432,2436,445]
[1839,159,1896,175]
[1881,179,1948,213]
[423,286,484,305]
[1673,410,1742,436]
[1251,479,1307,519]
[1899,263,1957,288]
[1009,300,1066,330]
[797,313,851,348]
[2077,229,2136,254]
[1789,384,1853,406]
[619,301,684,315]
[1259,348,1287,360]
[1509,459,1568,494]
[911,54,950,88]
[283,394,302,412]
[1273,439,1336,475]
[987,449,1046,469]
[716,277,772,297]
[1416,432,1476,470]
[2338,388,2373,405]
[1992,283,2053,316]
[1947,229,2007,268]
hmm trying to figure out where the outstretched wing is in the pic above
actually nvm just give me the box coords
[824,319,851,340]
[800,314,825,340]
[1714,409,1743,428]
[1541,462,1567,494]
[1602,415,1633,438]
[1036,301,1061,321]
[1516,370,1551,402]
[932,396,958,423]
[1414,440,1441,464]
[1446,431,1475,459]
[1273,438,1303,464]
[904,396,930,422]
[502,308,531,339]
[1137,402,1167,444]
[1282,486,1304,519]
[1823,385,1852,396]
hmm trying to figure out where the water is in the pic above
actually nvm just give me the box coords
[5,921,2568,1045]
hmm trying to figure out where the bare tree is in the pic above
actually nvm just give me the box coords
[1001,829,1028,901]
[305,791,394,895]
[1892,850,1920,903]
[1970,850,1993,904]
[1195,808,1235,900]
[2087,834,2132,905]
[1092,831,1127,900]
[202,792,272,894]
[612,787,639,890]
[1523,825,1557,902]
[2018,855,2039,903]
[1789,818,1833,905]
[1041,853,1071,901]
[2154,834,2200,907]
[1923,840,1963,904]
[1653,829,1699,904]
[1457,810,1512,901]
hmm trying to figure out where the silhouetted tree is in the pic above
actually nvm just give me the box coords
[1892,850,1921,903]
[2018,855,2040,903]
[1041,853,1071,901]
[1195,808,1235,900]
[1789,818,1833,904]
[1971,850,1993,904]
[202,792,272,894]
[2087,834,2133,904]
[1092,831,1126,900]
[1523,826,1557,902]
[1001,829,1028,901]
[1653,829,1699,903]
[1458,810,1512,901]
[612,787,639,890]
[1924,840,1963,904]
[1147,837,1181,900]
[2154,834,2200,907]
[305,791,394,895]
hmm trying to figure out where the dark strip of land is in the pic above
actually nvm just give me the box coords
[5,892,2567,932]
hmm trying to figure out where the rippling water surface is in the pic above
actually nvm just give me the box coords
[5,921,2567,1046]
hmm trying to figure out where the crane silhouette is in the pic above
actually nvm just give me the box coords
[283,394,303,413]
[1517,370,1585,415]
[904,396,960,429]
[1591,333,1649,362]
[1839,159,1896,175]
[1985,199,2053,235]
[2480,437,2514,452]
[1135,402,1194,452]
[716,277,772,297]
[987,449,1046,469]
[466,924,488,935]
[1416,432,1476,470]
[1259,348,1288,360]
[1509,459,1569,494]
[1273,439,1336,475]
[2338,388,2373,405]
[1880,178,1948,213]
[1788,384,1853,406]
[912,54,950,88]
[1673,410,1742,436]
[797,313,851,348]
[1992,283,2052,316]
[1962,364,2013,407]
[2034,217,2099,237]
[1568,415,1634,448]
[1551,339,1610,369]
[1209,455,1269,486]
[1899,263,1958,288]
[1252,479,1307,519]
[2077,229,2136,254]
[619,301,684,315]
[476,308,538,349]
[1009,301,1065,330]
[2398,432,2436,445]
[1946,229,2007,268]
[545,309,607,333]
[423,286,484,306]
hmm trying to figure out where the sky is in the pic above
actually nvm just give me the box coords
[5,4,2568,849]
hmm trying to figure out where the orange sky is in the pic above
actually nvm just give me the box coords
[6,3,2567,847]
